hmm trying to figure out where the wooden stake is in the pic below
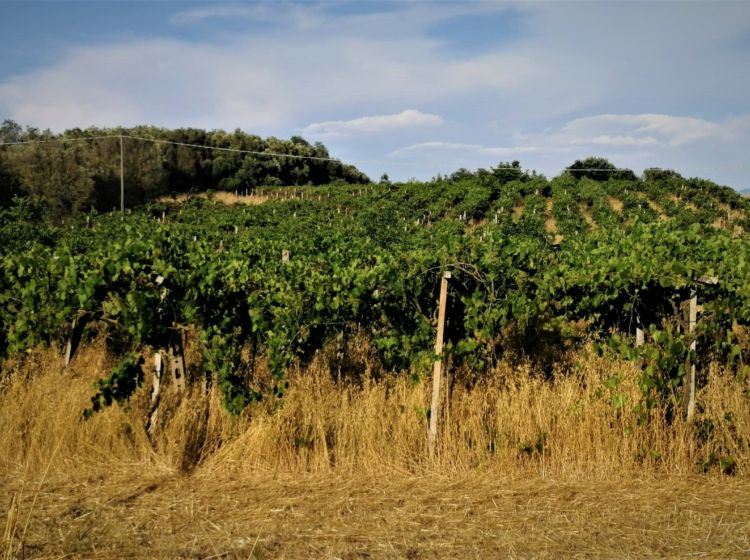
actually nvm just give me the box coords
[428,271,451,456]
[147,352,163,437]
[169,331,186,393]
[683,289,698,421]
[635,328,644,347]
[64,317,86,367]
[119,135,125,213]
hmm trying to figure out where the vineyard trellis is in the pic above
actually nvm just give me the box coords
[2,165,750,446]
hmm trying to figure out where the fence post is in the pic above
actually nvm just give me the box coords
[635,328,644,347]
[119,135,125,213]
[683,276,718,421]
[64,316,86,367]
[147,352,163,437]
[428,271,451,457]
[683,289,698,421]
[169,331,186,394]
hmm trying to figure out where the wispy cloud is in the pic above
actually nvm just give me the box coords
[302,110,443,138]
[386,113,750,183]
[559,114,719,147]
[170,4,277,25]
[389,141,544,158]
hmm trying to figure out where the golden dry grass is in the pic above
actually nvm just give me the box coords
[3,472,750,558]
[579,205,598,230]
[669,194,699,213]
[2,339,750,557]
[544,199,557,233]
[159,191,268,206]
[634,193,668,222]
[607,196,623,213]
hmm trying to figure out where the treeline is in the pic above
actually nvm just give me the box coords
[439,157,742,208]
[0,120,369,215]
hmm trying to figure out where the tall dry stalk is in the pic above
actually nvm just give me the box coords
[1,338,748,483]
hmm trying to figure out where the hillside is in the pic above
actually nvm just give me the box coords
[3,168,750,557]
[3,167,750,410]
[0,120,369,213]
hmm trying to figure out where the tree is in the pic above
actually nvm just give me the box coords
[643,168,683,183]
[566,157,636,182]
[493,160,524,185]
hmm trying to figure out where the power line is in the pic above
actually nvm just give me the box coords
[564,167,635,172]
[0,132,667,173]
[0,135,121,146]
[122,134,345,163]
[0,133,346,163]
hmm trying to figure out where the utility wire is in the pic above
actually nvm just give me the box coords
[0,133,346,163]
[122,134,345,163]
[0,135,121,146]
[0,132,655,172]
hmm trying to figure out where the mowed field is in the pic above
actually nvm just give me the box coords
[3,471,750,558]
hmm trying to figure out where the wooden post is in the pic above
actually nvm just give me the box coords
[635,328,644,347]
[683,289,698,421]
[119,135,125,213]
[682,276,718,421]
[168,332,186,394]
[64,317,86,367]
[147,352,163,437]
[428,271,451,456]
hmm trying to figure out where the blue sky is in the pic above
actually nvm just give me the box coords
[1,1,749,188]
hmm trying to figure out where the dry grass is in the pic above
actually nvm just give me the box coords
[544,199,557,235]
[160,191,268,206]
[3,472,749,558]
[3,338,750,479]
[2,339,750,557]
[607,196,623,213]
[543,199,564,243]
[579,205,598,230]
[669,194,699,213]
[634,193,668,222]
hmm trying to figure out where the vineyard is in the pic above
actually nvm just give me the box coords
[3,167,750,426]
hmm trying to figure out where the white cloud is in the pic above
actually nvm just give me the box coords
[389,141,544,158]
[0,32,535,133]
[575,135,660,147]
[302,110,443,138]
[170,4,278,25]
[381,113,750,186]
[560,114,719,147]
